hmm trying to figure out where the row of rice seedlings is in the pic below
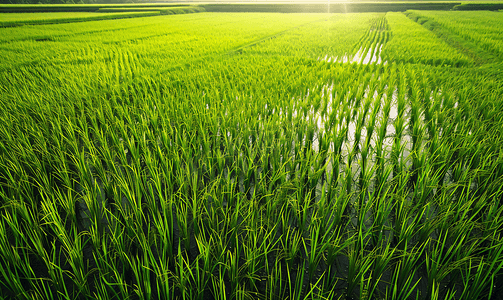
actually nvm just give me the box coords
[0,39,86,72]
[351,16,389,64]
[320,15,390,65]
[242,13,382,61]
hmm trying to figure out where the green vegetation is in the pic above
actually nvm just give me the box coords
[0,5,206,27]
[0,11,162,26]
[0,4,195,13]
[1,10,503,300]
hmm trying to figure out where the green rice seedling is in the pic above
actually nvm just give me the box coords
[34,239,70,298]
[91,230,124,299]
[0,215,34,299]
[174,243,195,300]
[304,272,332,300]
[1,205,54,293]
[357,115,376,190]
[280,222,303,267]
[375,95,391,182]
[285,260,307,300]
[410,149,442,208]
[303,214,331,283]
[387,243,425,300]
[409,123,424,185]
[224,245,242,298]
[240,233,262,295]
[355,189,376,241]
[40,193,90,296]
[459,243,503,300]
[102,213,132,298]
[323,227,351,294]
[370,182,393,247]
[345,234,374,299]
[175,195,192,254]
[424,231,462,296]
[93,276,121,300]
[328,153,342,196]
[291,191,313,235]
[126,252,152,300]
[343,162,354,197]
[211,264,227,300]
[193,235,215,299]
[266,259,285,299]
[364,243,396,299]
[151,202,174,264]
[392,191,426,250]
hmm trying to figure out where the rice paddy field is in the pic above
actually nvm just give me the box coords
[1,9,503,300]
[0,11,163,27]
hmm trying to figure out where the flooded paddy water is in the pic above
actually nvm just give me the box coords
[320,44,386,65]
